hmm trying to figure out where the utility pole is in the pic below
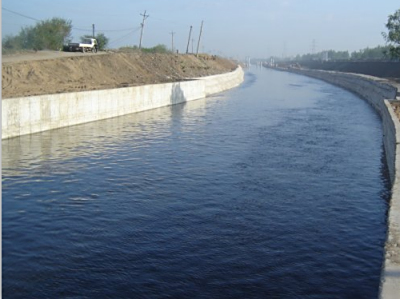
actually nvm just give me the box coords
[170,31,175,53]
[191,38,194,53]
[92,24,95,38]
[196,20,203,57]
[186,25,192,54]
[139,10,149,49]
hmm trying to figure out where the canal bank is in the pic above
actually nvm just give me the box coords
[280,67,400,299]
[2,66,244,139]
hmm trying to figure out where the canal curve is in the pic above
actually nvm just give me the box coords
[2,68,390,298]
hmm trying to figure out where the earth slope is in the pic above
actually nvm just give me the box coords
[2,51,237,99]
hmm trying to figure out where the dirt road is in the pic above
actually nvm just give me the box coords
[2,50,107,63]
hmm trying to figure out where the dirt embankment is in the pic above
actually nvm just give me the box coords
[2,51,238,99]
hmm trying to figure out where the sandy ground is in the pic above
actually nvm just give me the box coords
[2,50,237,99]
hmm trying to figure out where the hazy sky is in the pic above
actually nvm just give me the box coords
[2,0,399,58]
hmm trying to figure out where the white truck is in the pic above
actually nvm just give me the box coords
[68,38,98,53]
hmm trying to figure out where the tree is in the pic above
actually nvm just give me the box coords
[95,33,109,51]
[382,8,400,59]
[2,35,23,51]
[29,18,72,50]
[81,33,109,51]
[351,46,389,60]
[2,17,72,52]
[326,50,350,60]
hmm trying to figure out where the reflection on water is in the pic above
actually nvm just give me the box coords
[2,68,390,298]
[3,97,212,176]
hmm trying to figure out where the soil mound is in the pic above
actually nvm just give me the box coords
[2,51,237,99]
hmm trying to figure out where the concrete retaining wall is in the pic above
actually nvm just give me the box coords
[2,66,244,139]
[286,68,400,299]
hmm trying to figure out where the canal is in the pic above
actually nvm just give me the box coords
[2,68,390,298]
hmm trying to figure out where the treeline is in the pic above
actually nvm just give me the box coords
[351,46,391,60]
[2,16,172,55]
[3,17,109,53]
[294,45,392,61]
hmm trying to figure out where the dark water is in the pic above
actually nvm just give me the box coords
[2,68,390,298]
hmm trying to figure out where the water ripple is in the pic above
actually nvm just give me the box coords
[2,68,389,298]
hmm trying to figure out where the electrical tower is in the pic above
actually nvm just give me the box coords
[311,39,317,55]
[283,41,287,59]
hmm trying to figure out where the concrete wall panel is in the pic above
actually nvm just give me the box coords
[2,66,244,139]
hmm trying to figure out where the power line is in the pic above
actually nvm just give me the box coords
[2,7,39,21]
[149,15,192,28]
[149,16,177,24]
[73,26,138,32]
[108,27,141,47]
[3,7,139,33]
[97,27,139,32]
[73,27,93,32]
[2,21,33,26]
[3,6,209,53]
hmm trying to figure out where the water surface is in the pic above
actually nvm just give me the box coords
[2,68,389,298]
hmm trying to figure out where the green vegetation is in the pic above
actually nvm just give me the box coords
[2,18,72,53]
[293,45,391,61]
[325,50,350,60]
[141,44,170,53]
[81,33,109,50]
[382,8,400,59]
[351,46,389,60]
[295,50,349,61]
[2,17,111,53]
[117,46,140,52]
[118,44,171,54]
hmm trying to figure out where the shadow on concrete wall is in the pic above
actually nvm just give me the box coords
[170,83,187,106]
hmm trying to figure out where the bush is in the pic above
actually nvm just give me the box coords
[118,46,140,53]
[141,44,171,54]
[117,44,171,54]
